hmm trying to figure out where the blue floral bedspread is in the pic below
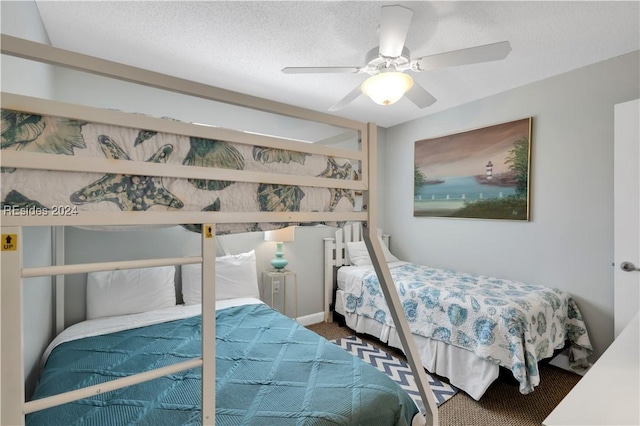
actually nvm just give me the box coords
[343,263,593,394]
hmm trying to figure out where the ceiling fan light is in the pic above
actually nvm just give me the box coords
[361,72,414,106]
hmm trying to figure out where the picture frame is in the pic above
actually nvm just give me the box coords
[414,117,532,220]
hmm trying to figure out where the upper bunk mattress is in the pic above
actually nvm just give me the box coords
[1,109,356,233]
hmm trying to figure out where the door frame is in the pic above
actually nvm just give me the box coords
[613,98,640,337]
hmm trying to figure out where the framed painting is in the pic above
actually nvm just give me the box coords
[414,117,532,220]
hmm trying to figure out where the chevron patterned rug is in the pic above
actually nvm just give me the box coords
[332,336,458,412]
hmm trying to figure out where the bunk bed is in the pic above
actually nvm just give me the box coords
[0,35,438,425]
[324,223,593,400]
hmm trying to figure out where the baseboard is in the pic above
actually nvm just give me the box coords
[296,311,324,326]
[548,352,593,376]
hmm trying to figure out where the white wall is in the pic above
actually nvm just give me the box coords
[1,0,55,399]
[383,50,640,360]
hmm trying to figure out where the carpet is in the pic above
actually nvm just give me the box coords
[332,336,458,413]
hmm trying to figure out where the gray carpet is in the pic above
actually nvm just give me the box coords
[307,321,582,426]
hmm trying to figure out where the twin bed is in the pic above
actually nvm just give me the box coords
[1,35,436,425]
[324,223,593,400]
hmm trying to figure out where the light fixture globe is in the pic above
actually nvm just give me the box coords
[361,71,414,106]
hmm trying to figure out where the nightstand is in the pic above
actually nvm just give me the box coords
[262,270,298,320]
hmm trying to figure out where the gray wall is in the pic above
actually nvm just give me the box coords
[1,0,55,399]
[383,50,640,360]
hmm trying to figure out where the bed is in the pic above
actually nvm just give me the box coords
[26,297,419,425]
[1,35,438,425]
[324,223,593,400]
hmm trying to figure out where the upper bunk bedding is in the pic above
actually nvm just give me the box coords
[1,108,357,234]
[338,262,593,396]
[27,301,419,426]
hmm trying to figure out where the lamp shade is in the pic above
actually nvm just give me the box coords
[361,72,414,106]
[264,226,295,270]
[264,226,295,243]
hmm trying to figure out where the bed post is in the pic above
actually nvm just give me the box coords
[1,226,26,425]
[324,237,335,323]
[52,226,65,333]
[362,123,438,426]
[201,223,216,424]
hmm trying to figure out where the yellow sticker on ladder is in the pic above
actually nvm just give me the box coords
[1,234,18,251]
[204,226,213,239]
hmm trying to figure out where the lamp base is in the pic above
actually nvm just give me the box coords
[271,241,288,270]
[270,257,288,270]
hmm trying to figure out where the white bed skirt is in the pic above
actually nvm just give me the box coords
[335,289,499,400]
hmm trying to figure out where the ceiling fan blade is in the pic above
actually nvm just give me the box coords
[405,82,437,108]
[282,67,360,74]
[328,85,362,111]
[378,5,413,58]
[412,41,512,72]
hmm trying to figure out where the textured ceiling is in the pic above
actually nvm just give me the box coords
[34,1,639,128]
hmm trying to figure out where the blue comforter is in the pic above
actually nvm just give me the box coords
[27,304,418,425]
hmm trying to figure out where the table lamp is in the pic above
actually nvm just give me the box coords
[264,226,295,270]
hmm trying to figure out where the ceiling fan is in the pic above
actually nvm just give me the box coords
[282,4,512,111]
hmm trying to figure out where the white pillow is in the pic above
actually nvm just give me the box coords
[181,250,259,304]
[86,266,176,320]
[346,237,400,266]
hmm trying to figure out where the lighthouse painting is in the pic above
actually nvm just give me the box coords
[414,118,531,220]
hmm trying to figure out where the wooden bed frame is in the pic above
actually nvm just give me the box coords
[0,35,439,425]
